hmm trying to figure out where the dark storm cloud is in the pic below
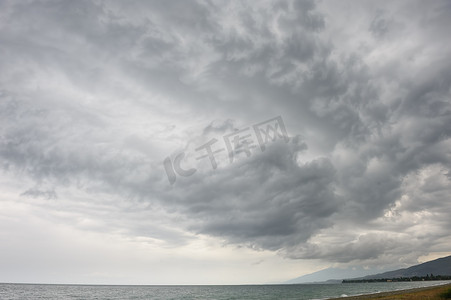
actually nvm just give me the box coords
[167,136,340,251]
[0,0,450,268]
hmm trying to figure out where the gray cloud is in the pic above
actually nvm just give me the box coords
[170,137,340,251]
[0,0,451,282]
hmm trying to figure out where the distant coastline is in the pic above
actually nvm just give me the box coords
[343,274,451,283]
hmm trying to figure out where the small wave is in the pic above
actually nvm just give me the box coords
[340,294,348,297]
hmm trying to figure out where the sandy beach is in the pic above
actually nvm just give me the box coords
[329,282,451,299]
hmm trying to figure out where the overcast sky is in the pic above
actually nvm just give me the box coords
[1,0,451,285]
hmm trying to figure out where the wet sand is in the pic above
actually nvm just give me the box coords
[328,282,451,299]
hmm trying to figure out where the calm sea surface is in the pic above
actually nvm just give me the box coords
[0,281,449,300]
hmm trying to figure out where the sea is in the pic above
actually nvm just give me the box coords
[0,281,449,300]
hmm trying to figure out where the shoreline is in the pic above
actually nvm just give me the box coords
[328,282,451,299]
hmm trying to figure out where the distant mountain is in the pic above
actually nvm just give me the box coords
[285,266,385,284]
[285,255,451,284]
[347,255,451,280]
